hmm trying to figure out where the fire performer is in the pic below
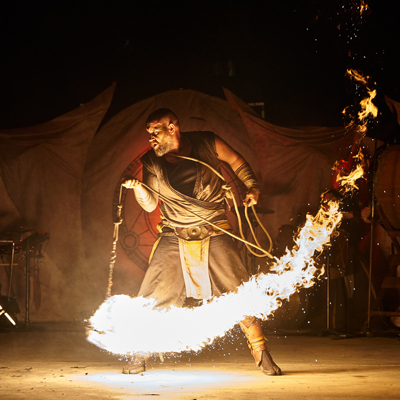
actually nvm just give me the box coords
[122,108,281,376]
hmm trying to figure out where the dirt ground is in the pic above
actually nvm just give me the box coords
[0,322,399,400]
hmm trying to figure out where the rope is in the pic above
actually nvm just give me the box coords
[173,154,274,257]
[106,184,124,298]
[140,181,274,258]
[247,205,273,253]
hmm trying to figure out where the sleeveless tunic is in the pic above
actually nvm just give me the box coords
[140,131,228,228]
[137,131,250,308]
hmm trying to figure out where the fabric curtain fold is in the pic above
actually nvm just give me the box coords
[224,88,356,236]
[0,83,115,321]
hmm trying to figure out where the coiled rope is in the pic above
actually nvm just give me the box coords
[170,154,273,258]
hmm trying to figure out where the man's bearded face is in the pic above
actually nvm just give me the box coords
[147,120,174,157]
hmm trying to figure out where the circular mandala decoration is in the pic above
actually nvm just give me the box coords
[113,154,246,271]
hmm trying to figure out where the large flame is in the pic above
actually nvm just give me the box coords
[87,191,348,356]
[343,69,378,135]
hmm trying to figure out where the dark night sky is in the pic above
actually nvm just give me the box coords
[1,1,400,129]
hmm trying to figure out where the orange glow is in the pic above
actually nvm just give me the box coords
[359,1,368,15]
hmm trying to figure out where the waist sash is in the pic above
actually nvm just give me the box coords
[178,237,211,299]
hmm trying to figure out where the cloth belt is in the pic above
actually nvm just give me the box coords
[175,225,215,240]
[158,221,231,241]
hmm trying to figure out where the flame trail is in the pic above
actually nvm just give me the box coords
[87,194,346,356]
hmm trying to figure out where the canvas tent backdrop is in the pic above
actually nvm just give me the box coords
[1,84,366,322]
[0,84,115,321]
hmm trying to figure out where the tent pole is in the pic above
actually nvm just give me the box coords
[366,139,378,335]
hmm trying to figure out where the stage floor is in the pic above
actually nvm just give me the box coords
[0,323,399,400]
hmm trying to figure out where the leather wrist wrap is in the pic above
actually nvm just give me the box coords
[234,162,260,191]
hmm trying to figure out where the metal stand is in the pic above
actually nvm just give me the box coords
[25,236,31,327]
[365,140,378,336]
[319,253,345,337]
[0,240,16,301]
[326,254,331,331]
[332,141,379,339]
[20,231,49,328]
[0,240,17,326]
[321,248,363,339]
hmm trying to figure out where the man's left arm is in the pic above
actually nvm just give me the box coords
[215,135,260,207]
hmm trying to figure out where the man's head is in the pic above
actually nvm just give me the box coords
[146,108,179,130]
[146,109,180,157]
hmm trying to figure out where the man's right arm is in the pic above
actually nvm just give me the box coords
[122,166,159,212]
